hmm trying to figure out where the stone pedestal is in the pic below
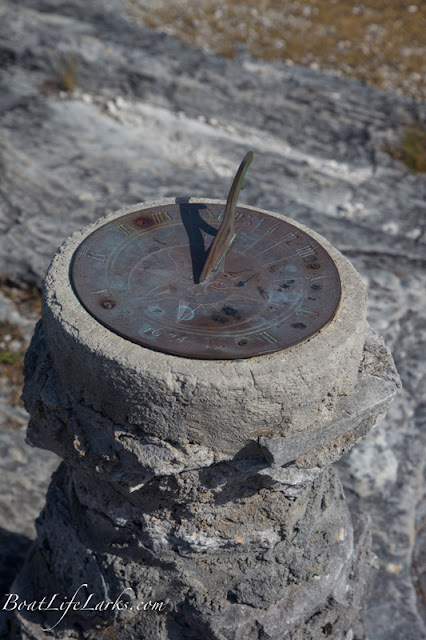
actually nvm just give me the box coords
[7,201,400,640]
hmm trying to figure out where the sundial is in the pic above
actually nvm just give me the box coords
[71,153,341,359]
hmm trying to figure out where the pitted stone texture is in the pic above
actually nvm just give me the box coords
[10,463,371,640]
[22,319,399,494]
[40,199,367,460]
[260,323,401,471]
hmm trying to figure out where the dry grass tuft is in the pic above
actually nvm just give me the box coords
[57,53,80,93]
[129,0,426,101]
[39,53,80,95]
[0,320,26,405]
[0,279,42,315]
[0,280,42,408]
[385,121,426,173]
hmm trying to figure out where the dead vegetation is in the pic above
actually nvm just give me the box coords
[385,120,426,174]
[0,320,26,405]
[39,53,80,95]
[129,0,425,102]
[0,280,41,408]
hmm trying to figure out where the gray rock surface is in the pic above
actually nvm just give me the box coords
[0,425,59,639]
[0,0,425,638]
[8,464,370,640]
[0,0,425,287]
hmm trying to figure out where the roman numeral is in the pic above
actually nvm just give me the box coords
[117,222,133,235]
[210,208,224,221]
[253,331,278,344]
[296,245,316,258]
[282,232,297,243]
[295,308,317,317]
[87,252,107,262]
[88,289,109,295]
[152,211,172,225]
[237,213,259,228]
[203,207,215,220]
[310,274,330,281]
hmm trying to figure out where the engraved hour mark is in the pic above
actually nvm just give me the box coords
[310,274,330,281]
[117,222,133,235]
[296,245,316,259]
[295,308,318,317]
[236,218,264,251]
[282,231,297,243]
[311,274,330,289]
[255,230,297,258]
[89,289,109,295]
[117,222,134,236]
[207,208,224,221]
[252,331,278,344]
[152,211,172,225]
[240,221,277,254]
[235,212,259,229]
[97,288,130,298]
[87,252,107,262]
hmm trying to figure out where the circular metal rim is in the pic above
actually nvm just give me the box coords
[71,201,342,360]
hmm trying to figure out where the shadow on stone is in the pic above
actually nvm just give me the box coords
[0,527,33,600]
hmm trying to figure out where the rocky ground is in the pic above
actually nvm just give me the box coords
[0,0,425,638]
[129,0,426,102]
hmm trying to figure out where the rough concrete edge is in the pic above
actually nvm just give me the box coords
[21,321,399,494]
[36,198,368,458]
[259,323,401,467]
[41,197,366,385]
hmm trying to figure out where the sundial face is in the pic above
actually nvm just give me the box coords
[71,201,341,359]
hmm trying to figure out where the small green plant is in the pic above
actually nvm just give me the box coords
[0,283,41,409]
[0,319,26,405]
[385,122,426,174]
[0,351,21,365]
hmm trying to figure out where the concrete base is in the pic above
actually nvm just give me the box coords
[6,205,400,639]
[7,324,399,639]
[40,199,368,460]
[10,463,373,640]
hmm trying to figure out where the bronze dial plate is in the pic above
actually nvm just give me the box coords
[71,202,341,359]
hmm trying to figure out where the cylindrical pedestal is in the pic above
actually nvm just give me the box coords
[7,202,400,639]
